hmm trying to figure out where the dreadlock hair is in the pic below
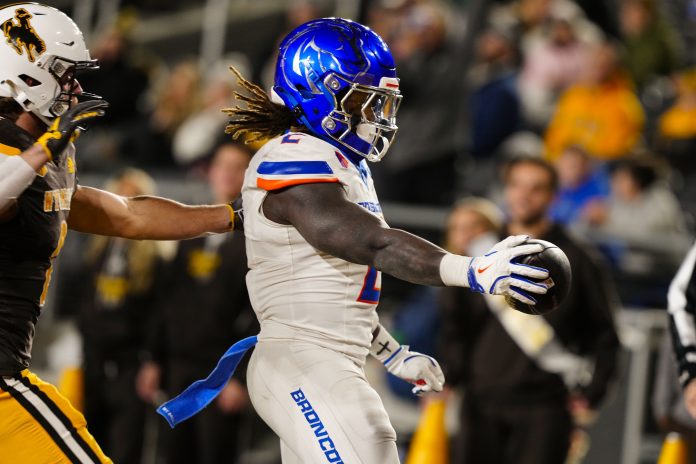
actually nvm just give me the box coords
[223,67,302,144]
[0,97,24,122]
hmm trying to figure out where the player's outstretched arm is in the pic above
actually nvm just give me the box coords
[68,185,239,240]
[263,182,550,303]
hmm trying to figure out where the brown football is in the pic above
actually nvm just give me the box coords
[504,239,572,315]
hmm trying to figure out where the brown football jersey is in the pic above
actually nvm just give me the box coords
[0,117,77,375]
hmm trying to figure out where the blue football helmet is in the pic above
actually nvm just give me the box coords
[272,18,401,162]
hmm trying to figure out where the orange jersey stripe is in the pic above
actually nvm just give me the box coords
[257,177,339,191]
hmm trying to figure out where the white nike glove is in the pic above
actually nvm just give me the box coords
[370,324,445,396]
[439,235,552,305]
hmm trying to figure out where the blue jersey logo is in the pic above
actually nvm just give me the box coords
[358,201,382,214]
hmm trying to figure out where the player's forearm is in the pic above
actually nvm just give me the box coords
[370,228,449,286]
[69,186,235,239]
[125,196,233,240]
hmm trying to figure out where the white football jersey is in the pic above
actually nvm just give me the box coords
[242,132,386,365]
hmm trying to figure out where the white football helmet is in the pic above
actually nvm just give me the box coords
[0,3,99,120]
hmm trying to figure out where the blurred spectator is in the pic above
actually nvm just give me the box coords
[619,0,682,89]
[659,68,696,139]
[656,67,696,172]
[73,20,153,171]
[150,61,201,145]
[468,26,521,158]
[490,0,600,55]
[550,145,610,225]
[662,0,696,66]
[78,169,168,464]
[369,2,462,205]
[137,142,256,464]
[544,42,645,160]
[79,24,150,127]
[260,1,322,90]
[440,157,619,464]
[574,0,620,37]
[518,11,594,128]
[125,60,202,167]
[579,157,689,248]
[173,56,251,167]
[444,197,505,255]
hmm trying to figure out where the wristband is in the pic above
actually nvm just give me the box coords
[226,203,235,230]
[370,324,402,366]
[439,253,473,288]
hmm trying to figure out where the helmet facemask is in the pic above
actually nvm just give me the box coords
[44,56,100,117]
[321,74,401,162]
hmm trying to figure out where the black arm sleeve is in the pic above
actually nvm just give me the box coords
[668,243,696,389]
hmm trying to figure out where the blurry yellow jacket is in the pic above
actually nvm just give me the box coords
[545,78,645,160]
[659,105,696,139]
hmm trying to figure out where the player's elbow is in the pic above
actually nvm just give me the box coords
[118,199,149,240]
[116,218,146,240]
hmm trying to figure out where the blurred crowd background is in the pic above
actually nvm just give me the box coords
[26,0,696,463]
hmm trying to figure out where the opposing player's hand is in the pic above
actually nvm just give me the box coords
[34,100,108,162]
[384,346,445,396]
[468,235,551,305]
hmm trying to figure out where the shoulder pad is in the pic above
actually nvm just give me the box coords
[255,133,341,191]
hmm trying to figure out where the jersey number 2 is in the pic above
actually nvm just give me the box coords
[358,267,381,304]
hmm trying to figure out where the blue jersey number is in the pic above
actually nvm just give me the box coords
[357,267,381,304]
[281,133,303,144]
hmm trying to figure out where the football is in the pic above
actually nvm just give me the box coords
[505,239,572,315]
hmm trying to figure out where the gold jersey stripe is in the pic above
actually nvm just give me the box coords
[0,142,21,156]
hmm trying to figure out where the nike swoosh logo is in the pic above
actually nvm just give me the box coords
[477,264,492,274]
[59,41,75,47]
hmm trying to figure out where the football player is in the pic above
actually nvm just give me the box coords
[222,18,553,463]
[0,4,241,463]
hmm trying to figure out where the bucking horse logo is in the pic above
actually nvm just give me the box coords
[2,8,46,62]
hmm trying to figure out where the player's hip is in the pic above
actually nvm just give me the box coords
[0,370,111,463]
[256,320,371,366]
[247,341,397,462]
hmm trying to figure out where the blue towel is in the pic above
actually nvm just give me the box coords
[157,335,258,428]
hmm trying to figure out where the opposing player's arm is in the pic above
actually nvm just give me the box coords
[68,185,237,240]
[263,182,550,302]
